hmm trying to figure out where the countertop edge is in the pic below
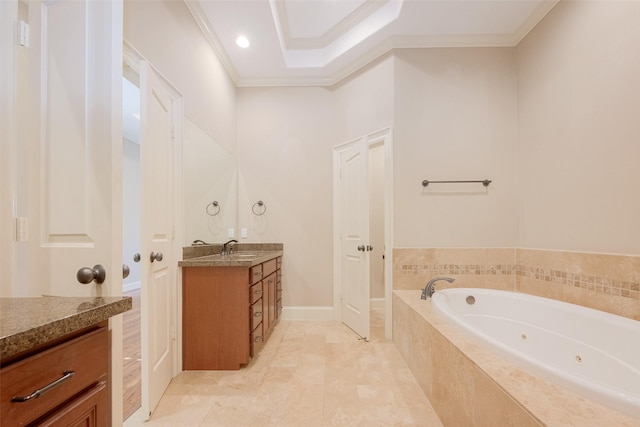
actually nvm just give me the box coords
[1,297,132,361]
[178,250,283,267]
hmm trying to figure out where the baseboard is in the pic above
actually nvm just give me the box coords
[280,306,334,321]
[122,281,141,293]
[370,298,385,310]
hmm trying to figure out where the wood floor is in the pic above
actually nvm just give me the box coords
[123,288,141,421]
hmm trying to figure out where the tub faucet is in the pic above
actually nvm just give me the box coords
[221,239,238,256]
[421,277,455,299]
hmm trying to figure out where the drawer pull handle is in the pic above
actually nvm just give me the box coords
[11,371,75,402]
[254,311,262,316]
[254,290,262,295]
[254,336,264,343]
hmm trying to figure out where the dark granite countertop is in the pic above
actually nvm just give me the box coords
[0,296,132,361]
[179,243,283,267]
[178,250,283,267]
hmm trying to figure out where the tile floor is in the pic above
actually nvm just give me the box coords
[131,309,443,426]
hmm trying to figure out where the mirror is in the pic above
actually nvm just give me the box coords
[183,118,237,245]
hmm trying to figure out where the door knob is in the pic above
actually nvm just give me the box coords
[366,245,373,252]
[77,265,106,284]
[133,253,141,263]
[123,264,130,279]
[150,252,163,262]
[357,245,365,252]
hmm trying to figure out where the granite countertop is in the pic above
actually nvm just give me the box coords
[178,250,283,267]
[0,296,132,361]
[179,243,283,268]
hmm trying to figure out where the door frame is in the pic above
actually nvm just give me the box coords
[122,40,184,420]
[333,127,394,339]
[0,1,17,297]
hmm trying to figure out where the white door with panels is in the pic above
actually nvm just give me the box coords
[24,0,122,297]
[337,138,371,339]
[333,128,393,341]
[14,1,124,423]
[139,60,182,418]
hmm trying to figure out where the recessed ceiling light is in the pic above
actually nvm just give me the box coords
[236,36,250,49]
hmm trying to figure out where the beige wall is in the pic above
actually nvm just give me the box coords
[516,1,640,255]
[125,1,640,311]
[236,87,335,307]
[236,57,394,308]
[393,48,519,248]
[332,55,394,143]
[124,0,236,155]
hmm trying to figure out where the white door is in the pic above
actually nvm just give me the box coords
[139,61,181,417]
[338,138,370,339]
[24,0,122,297]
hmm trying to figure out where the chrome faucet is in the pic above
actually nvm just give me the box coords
[221,239,238,256]
[421,277,455,299]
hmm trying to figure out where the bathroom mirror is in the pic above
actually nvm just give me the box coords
[183,118,237,245]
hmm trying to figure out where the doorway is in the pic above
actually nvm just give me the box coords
[333,128,394,340]
[122,76,142,420]
[368,142,386,340]
[122,43,183,422]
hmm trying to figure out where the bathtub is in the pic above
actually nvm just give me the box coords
[431,288,640,419]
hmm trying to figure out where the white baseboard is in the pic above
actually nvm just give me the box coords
[370,298,385,310]
[280,306,334,321]
[122,281,141,293]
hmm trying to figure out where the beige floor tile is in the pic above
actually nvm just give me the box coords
[142,314,442,427]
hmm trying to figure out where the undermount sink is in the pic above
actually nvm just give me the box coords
[232,253,259,258]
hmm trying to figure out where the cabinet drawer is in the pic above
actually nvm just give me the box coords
[250,299,263,331]
[250,282,263,305]
[263,259,277,277]
[251,324,264,357]
[250,265,263,284]
[37,381,107,427]
[1,326,108,427]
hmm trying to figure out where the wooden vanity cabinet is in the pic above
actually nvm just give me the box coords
[182,256,282,370]
[0,322,109,427]
[276,256,283,319]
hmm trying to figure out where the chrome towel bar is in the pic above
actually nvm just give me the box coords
[422,179,491,187]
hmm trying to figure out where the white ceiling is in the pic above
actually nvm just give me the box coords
[187,0,559,87]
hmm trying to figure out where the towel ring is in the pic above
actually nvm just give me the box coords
[252,200,266,216]
[206,201,221,216]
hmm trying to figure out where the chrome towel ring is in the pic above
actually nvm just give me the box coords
[206,201,221,216]
[252,200,266,216]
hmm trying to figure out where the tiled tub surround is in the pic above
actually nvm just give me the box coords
[393,290,640,426]
[393,248,640,320]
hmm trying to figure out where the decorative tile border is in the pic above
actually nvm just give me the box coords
[516,266,640,300]
[400,264,516,276]
[399,263,640,301]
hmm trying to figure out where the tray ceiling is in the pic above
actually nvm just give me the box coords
[186,0,559,86]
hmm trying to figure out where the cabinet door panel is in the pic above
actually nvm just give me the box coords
[37,381,107,427]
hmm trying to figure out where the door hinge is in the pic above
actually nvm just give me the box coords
[15,217,28,241]
[18,21,29,47]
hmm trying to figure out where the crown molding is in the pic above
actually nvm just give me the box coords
[183,0,239,85]
[186,0,560,88]
[511,0,560,45]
